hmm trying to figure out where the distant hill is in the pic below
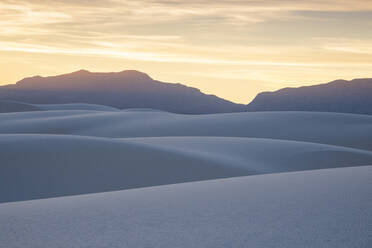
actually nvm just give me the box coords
[247,78,372,115]
[1,71,372,115]
[0,70,246,114]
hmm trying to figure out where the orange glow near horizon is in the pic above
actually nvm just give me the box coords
[1,0,372,103]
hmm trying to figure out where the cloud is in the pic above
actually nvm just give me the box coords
[1,0,372,103]
[320,38,372,54]
[1,1,371,41]
[2,40,371,69]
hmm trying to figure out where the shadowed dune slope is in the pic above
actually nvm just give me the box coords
[0,100,119,112]
[1,134,372,203]
[0,100,40,113]
[1,166,371,248]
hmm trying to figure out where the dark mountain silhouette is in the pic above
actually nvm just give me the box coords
[247,78,372,115]
[0,70,246,114]
[1,71,372,115]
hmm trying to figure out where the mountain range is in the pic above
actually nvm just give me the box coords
[0,70,245,114]
[247,78,372,115]
[1,70,371,115]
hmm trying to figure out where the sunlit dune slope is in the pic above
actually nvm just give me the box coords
[1,165,371,248]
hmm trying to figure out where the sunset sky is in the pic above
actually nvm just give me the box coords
[1,0,372,103]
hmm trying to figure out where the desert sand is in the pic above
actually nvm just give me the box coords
[0,101,371,247]
[0,166,371,248]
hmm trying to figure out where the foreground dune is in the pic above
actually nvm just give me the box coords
[1,166,371,248]
[1,134,372,203]
[0,110,372,150]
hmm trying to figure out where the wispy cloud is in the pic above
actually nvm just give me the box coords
[1,0,372,46]
[2,40,371,68]
[321,38,372,54]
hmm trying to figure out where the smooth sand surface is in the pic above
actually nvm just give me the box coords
[0,110,372,150]
[1,104,371,247]
[2,134,372,203]
[1,166,371,248]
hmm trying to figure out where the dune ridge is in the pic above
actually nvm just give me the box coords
[0,100,119,113]
[1,134,372,203]
[1,110,372,150]
[1,108,372,203]
[1,102,372,247]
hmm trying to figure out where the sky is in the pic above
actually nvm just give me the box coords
[1,0,372,103]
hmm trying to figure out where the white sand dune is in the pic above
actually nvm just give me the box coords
[0,110,372,150]
[1,104,371,246]
[1,165,371,248]
[0,134,244,203]
[36,103,119,111]
[1,134,372,203]
[0,100,119,112]
[124,137,372,171]
[0,100,40,112]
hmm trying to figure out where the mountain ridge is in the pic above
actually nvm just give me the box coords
[0,69,246,114]
[247,78,372,115]
[1,70,372,115]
